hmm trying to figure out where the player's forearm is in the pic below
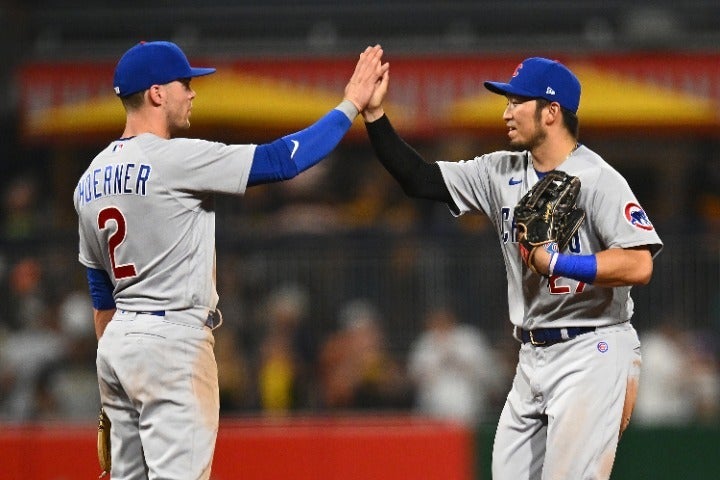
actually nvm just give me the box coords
[532,245,653,286]
[365,114,452,202]
[94,308,116,340]
[593,247,653,286]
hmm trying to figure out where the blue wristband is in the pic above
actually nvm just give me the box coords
[552,253,597,284]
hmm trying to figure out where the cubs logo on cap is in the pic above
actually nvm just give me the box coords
[484,57,581,114]
[511,63,523,78]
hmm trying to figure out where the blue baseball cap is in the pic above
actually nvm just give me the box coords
[484,57,581,113]
[113,41,216,97]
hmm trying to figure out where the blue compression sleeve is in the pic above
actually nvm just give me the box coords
[551,253,597,284]
[247,100,357,186]
[86,267,116,310]
[248,138,299,186]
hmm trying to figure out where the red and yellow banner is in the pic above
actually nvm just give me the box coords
[17,52,720,145]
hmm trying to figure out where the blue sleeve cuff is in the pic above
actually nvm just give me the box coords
[86,267,116,310]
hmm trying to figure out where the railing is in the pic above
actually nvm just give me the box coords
[0,230,716,422]
[1,230,710,347]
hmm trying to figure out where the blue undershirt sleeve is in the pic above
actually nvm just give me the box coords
[86,267,116,310]
[247,138,299,186]
[247,100,357,186]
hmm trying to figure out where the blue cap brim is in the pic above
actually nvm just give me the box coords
[484,81,536,99]
[189,67,216,78]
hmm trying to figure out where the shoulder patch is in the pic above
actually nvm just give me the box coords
[624,202,654,231]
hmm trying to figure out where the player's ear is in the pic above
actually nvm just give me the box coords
[547,102,561,115]
[544,102,562,125]
[147,85,164,106]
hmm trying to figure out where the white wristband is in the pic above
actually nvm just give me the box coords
[548,252,559,277]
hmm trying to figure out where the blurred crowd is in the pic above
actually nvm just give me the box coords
[0,263,515,427]
[0,261,718,429]
[0,147,719,429]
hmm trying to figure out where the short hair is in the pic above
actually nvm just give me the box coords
[535,98,579,139]
[120,90,146,111]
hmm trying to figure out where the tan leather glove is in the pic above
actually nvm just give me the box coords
[97,408,111,478]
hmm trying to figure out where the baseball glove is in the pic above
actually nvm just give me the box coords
[97,407,111,478]
[514,171,585,269]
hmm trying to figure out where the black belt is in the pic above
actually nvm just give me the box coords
[515,326,596,346]
[137,310,219,329]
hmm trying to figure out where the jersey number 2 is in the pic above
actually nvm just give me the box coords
[97,207,138,280]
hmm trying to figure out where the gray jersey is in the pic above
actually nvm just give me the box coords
[74,133,254,312]
[438,144,663,330]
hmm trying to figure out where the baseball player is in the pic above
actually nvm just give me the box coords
[362,57,663,479]
[74,40,387,480]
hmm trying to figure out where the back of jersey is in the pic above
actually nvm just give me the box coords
[74,134,253,312]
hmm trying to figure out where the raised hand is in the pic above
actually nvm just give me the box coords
[343,45,389,113]
[362,66,389,123]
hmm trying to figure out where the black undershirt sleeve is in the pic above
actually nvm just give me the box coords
[365,114,455,206]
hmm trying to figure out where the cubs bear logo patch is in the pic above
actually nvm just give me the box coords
[624,203,654,231]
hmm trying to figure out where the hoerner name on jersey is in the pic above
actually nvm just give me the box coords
[77,163,151,206]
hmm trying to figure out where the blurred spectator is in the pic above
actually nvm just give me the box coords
[690,330,720,424]
[264,160,342,234]
[318,298,413,410]
[256,284,317,414]
[215,323,254,414]
[407,305,506,427]
[1,176,42,240]
[212,253,255,415]
[2,256,47,332]
[634,318,720,426]
[0,260,64,421]
[0,325,66,421]
[691,155,720,236]
[34,291,99,420]
[338,161,420,232]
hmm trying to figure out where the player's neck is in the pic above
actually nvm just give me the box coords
[530,137,578,173]
[122,113,172,139]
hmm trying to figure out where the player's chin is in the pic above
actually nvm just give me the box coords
[507,137,529,151]
[170,121,192,136]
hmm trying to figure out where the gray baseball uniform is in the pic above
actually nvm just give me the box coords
[75,135,254,479]
[438,145,663,479]
[76,135,253,313]
[364,54,661,480]
[78,37,385,479]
